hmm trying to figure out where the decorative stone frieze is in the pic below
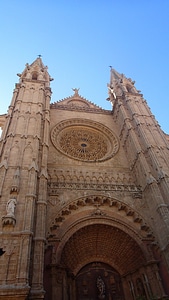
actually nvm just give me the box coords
[48,181,142,197]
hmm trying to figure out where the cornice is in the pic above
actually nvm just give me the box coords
[50,103,111,114]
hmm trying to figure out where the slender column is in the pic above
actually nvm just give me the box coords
[16,160,38,285]
[30,175,47,298]
[30,87,51,298]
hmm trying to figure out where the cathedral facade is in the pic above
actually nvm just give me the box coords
[0,58,169,299]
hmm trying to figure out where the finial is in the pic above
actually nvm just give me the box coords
[37,54,42,58]
[109,66,112,69]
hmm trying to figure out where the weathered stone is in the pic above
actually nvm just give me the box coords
[0,59,169,299]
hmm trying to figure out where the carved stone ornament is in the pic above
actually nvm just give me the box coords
[97,276,106,299]
[2,215,16,226]
[91,205,107,217]
[51,119,119,162]
[2,198,17,227]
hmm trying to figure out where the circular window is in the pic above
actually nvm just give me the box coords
[51,119,119,162]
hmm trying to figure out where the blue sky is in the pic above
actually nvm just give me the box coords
[0,1,169,133]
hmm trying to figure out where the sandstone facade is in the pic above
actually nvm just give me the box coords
[0,58,169,299]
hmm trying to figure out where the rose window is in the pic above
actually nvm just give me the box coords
[51,119,119,162]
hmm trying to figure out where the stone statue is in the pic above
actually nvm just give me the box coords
[6,198,17,217]
[97,276,105,299]
[72,88,80,95]
[108,86,116,99]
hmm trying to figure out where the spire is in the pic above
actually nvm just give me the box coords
[107,68,123,105]
[31,56,44,68]
[17,57,53,87]
[110,68,124,84]
[107,67,139,105]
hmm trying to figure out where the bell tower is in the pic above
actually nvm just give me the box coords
[0,57,53,299]
[108,68,169,264]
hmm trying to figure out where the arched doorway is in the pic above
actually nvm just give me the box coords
[58,223,149,300]
[44,223,163,299]
[60,224,146,276]
[44,198,166,299]
[76,262,124,300]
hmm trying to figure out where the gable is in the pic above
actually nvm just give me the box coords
[50,88,109,113]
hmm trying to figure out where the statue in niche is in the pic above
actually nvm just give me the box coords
[97,276,106,299]
[6,198,17,217]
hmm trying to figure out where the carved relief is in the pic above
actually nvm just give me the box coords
[48,195,152,238]
[67,99,90,108]
[97,276,106,299]
[48,181,141,196]
[48,169,140,196]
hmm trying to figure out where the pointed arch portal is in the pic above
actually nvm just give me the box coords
[60,224,146,276]
[59,223,146,300]
[44,213,164,300]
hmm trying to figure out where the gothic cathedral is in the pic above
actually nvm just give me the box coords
[0,57,169,300]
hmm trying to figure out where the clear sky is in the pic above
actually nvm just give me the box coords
[0,1,169,133]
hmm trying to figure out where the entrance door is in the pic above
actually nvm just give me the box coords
[76,262,125,300]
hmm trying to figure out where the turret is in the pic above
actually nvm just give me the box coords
[108,68,169,256]
[0,57,52,299]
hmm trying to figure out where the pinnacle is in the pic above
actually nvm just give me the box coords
[29,56,46,69]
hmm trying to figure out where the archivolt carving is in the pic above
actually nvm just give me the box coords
[48,195,152,237]
[51,119,119,162]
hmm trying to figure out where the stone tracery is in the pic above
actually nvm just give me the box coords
[59,127,107,160]
[51,119,119,162]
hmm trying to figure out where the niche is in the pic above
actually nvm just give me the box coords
[32,72,38,80]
